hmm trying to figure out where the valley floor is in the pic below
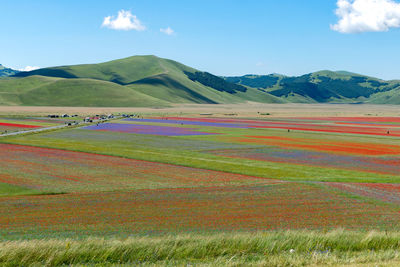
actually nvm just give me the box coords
[1,102,400,117]
[1,104,400,266]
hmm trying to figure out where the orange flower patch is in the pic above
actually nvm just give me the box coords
[234,135,400,156]
[294,117,400,123]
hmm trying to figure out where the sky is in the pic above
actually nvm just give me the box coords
[1,0,400,80]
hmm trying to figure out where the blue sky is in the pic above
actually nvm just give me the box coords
[1,0,400,79]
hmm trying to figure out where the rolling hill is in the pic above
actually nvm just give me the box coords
[4,55,283,107]
[1,55,400,106]
[225,71,400,104]
[0,64,19,77]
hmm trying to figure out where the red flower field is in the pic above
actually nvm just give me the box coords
[234,135,400,156]
[1,182,399,236]
[0,122,40,128]
[2,115,400,238]
[160,116,400,136]
[0,144,274,192]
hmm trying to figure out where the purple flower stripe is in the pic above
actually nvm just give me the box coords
[124,118,249,128]
[82,123,217,136]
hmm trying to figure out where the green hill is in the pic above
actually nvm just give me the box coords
[3,56,400,106]
[15,55,170,85]
[5,55,283,107]
[225,71,400,104]
[0,76,167,107]
[0,64,19,77]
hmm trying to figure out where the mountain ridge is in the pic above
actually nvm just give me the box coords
[4,55,283,106]
[0,64,19,77]
[224,71,400,104]
[1,55,399,106]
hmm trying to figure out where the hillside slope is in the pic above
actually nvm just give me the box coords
[5,55,283,106]
[15,56,170,85]
[4,56,400,106]
[0,64,19,77]
[225,71,400,104]
[0,76,168,107]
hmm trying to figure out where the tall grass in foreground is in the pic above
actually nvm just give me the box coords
[1,230,400,266]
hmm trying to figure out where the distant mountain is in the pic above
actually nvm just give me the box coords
[225,71,400,104]
[0,64,19,77]
[3,56,282,107]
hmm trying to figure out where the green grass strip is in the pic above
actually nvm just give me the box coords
[2,230,400,266]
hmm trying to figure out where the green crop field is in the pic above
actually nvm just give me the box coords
[2,111,400,266]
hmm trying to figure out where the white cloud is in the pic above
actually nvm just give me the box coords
[19,66,40,72]
[160,27,175,35]
[102,10,146,31]
[331,0,400,33]
[256,62,265,67]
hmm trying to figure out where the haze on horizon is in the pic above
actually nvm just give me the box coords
[2,0,400,80]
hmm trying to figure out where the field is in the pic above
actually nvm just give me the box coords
[1,103,400,116]
[0,116,74,134]
[2,104,400,266]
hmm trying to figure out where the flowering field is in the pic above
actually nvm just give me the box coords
[0,117,69,133]
[1,182,400,237]
[0,121,41,133]
[82,123,218,136]
[7,115,399,182]
[0,144,272,193]
[2,115,400,238]
[322,182,400,205]
[150,116,400,136]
